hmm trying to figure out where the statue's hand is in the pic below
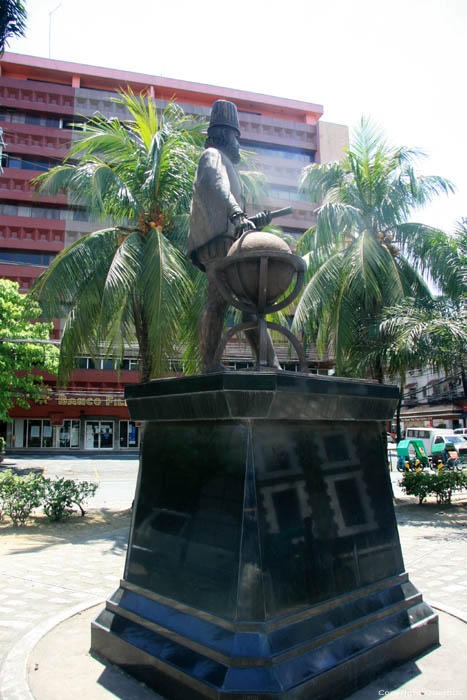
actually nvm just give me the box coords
[250,210,272,230]
[230,212,256,238]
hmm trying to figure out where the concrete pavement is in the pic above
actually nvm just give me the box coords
[0,456,466,699]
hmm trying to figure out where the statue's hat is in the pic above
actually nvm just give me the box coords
[209,100,240,135]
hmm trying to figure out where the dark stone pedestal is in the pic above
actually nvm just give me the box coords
[91,373,438,699]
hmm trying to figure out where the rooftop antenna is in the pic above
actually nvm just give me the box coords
[48,3,62,58]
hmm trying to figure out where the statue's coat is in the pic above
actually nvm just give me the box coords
[188,147,244,267]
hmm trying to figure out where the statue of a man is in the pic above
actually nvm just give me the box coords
[188,100,279,373]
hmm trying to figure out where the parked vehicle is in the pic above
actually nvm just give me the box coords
[454,427,467,437]
[431,435,467,470]
[396,439,429,472]
[404,427,465,460]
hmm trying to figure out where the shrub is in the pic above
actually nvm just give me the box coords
[0,470,45,526]
[0,437,6,453]
[401,470,467,504]
[400,471,433,504]
[42,478,98,521]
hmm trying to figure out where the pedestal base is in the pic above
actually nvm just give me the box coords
[91,373,438,699]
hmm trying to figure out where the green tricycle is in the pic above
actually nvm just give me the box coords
[431,440,466,471]
[396,439,429,472]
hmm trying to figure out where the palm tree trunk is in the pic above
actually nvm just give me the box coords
[395,387,403,443]
[374,359,385,384]
[132,298,152,383]
[461,368,467,400]
[138,317,152,383]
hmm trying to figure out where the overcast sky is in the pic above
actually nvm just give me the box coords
[6,0,466,231]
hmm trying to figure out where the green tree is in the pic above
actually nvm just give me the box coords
[293,118,454,382]
[378,222,467,436]
[33,92,206,382]
[0,279,59,421]
[0,1,27,56]
[347,222,466,440]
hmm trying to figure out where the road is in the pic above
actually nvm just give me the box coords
[1,454,140,510]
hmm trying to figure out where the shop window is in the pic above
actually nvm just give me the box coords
[23,419,52,448]
[119,421,140,449]
[85,421,114,449]
[59,420,80,448]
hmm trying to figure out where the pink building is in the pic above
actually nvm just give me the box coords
[0,52,348,451]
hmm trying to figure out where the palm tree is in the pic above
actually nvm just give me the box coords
[33,91,206,383]
[293,118,454,382]
[374,222,467,438]
[0,0,27,55]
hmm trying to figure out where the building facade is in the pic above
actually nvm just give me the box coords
[0,52,348,451]
[399,368,466,432]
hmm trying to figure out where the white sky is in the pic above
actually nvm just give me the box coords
[6,0,467,231]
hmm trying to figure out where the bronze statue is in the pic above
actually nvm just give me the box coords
[188,100,279,373]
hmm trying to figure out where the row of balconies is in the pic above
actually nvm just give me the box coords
[0,168,67,202]
[403,386,465,407]
[73,88,318,152]
[0,266,43,289]
[0,216,65,249]
[0,77,74,115]
[1,122,71,160]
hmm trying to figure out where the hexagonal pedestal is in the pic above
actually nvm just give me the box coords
[91,373,438,699]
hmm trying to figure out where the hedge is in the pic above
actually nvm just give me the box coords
[400,470,467,505]
[0,470,98,525]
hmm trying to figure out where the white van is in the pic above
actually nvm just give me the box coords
[404,427,461,458]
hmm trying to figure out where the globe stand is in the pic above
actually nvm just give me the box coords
[212,248,307,371]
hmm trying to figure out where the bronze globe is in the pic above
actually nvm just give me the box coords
[225,231,295,306]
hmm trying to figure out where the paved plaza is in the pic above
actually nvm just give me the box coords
[0,455,466,699]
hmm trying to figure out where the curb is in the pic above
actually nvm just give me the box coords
[0,598,104,700]
[430,600,467,625]
[2,597,467,700]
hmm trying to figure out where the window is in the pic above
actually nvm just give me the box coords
[269,185,309,203]
[85,421,114,449]
[0,250,56,266]
[59,420,80,448]
[2,154,59,172]
[240,139,315,163]
[119,421,140,448]
[14,204,64,219]
[0,110,61,128]
[62,118,84,130]
[32,205,62,219]
[75,357,96,369]
[0,203,18,216]
[22,419,52,448]
[119,359,140,371]
[76,356,139,371]
[72,209,89,221]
